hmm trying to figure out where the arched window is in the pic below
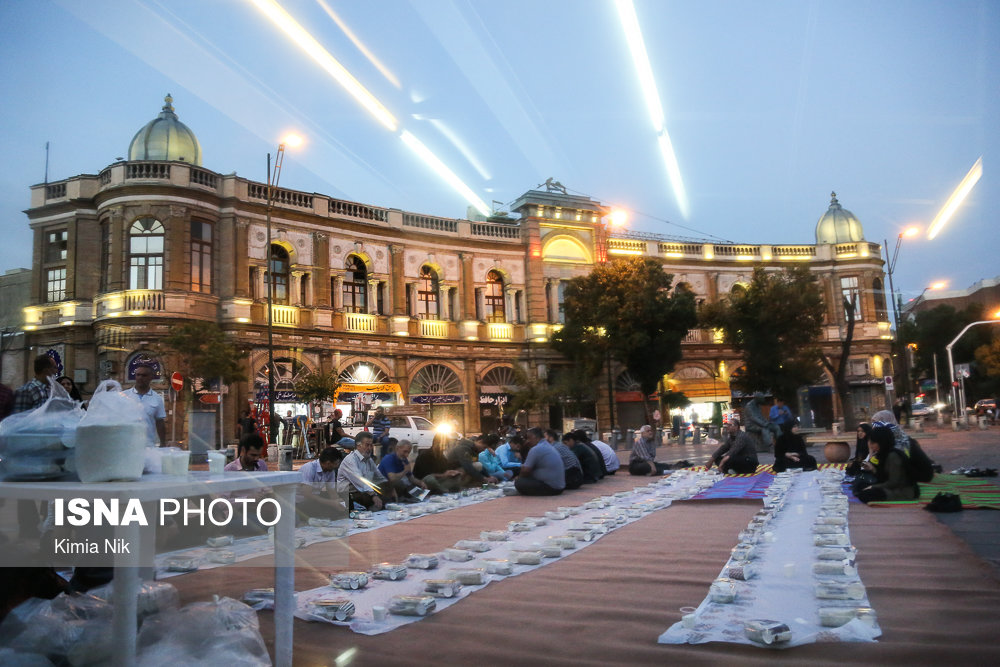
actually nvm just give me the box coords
[873,278,887,321]
[343,255,368,313]
[485,270,505,323]
[269,244,290,305]
[417,265,439,319]
[128,218,164,290]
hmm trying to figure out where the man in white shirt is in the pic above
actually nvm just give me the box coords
[126,363,166,446]
[335,432,394,510]
[590,438,620,474]
[297,447,345,521]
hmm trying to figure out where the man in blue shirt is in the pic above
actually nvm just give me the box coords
[495,438,523,474]
[769,398,794,430]
[297,447,344,520]
[367,406,392,456]
[514,427,565,496]
[377,440,427,499]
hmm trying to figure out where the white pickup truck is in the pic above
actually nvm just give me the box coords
[342,414,445,450]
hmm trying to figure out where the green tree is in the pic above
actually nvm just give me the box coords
[294,371,341,406]
[552,257,697,423]
[699,265,863,428]
[699,266,826,401]
[159,321,245,388]
[975,338,1000,377]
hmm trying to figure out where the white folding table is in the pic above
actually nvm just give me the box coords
[0,470,301,667]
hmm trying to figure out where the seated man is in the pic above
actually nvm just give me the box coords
[494,437,523,475]
[577,430,617,475]
[326,408,356,449]
[546,428,584,489]
[514,427,565,496]
[710,419,760,475]
[225,433,269,471]
[336,432,394,510]
[629,425,666,476]
[476,433,513,481]
[562,432,603,484]
[445,437,499,487]
[296,447,345,521]
[377,439,428,500]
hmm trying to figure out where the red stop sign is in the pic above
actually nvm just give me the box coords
[170,372,184,392]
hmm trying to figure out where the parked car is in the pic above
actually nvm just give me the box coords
[974,398,996,416]
[910,402,935,418]
[342,414,452,450]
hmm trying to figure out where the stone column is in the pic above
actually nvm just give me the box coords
[332,275,343,310]
[108,208,125,293]
[390,245,406,315]
[459,252,475,319]
[504,287,516,323]
[165,205,187,292]
[367,279,379,315]
[523,218,547,323]
[313,232,330,307]
[291,271,303,306]
[234,218,250,298]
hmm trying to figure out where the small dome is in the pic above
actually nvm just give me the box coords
[128,94,202,166]
[815,192,864,244]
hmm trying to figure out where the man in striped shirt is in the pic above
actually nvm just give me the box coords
[629,425,667,476]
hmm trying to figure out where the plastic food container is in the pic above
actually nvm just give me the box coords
[454,540,491,553]
[483,559,513,575]
[312,598,355,622]
[446,568,486,585]
[405,553,439,570]
[480,530,509,542]
[321,526,349,538]
[744,619,792,645]
[371,563,408,581]
[424,579,462,598]
[207,535,234,548]
[815,581,866,600]
[330,572,369,590]
[388,595,436,616]
[207,550,236,565]
[547,535,577,549]
[442,548,474,562]
[165,557,199,573]
[509,550,543,565]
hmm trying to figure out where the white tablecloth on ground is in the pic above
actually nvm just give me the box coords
[294,469,717,635]
[658,469,882,648]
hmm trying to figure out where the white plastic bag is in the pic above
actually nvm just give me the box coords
[74,380,152,482]
[136,596,271,666]
[0,377,84,480]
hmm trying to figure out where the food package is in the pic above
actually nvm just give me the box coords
[0,377,83,480]
[75,380,152,482]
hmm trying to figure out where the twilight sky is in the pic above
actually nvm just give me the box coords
[0,0,996,306]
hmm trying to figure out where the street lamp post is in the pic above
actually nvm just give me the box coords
[883,228,918,402]
[265,145,288,447]
[946,319,1000,424]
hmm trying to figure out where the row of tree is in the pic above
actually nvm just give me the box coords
[154,258,999,435]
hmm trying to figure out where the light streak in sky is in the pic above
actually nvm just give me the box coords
[615,0,690,219]
[401,131,491,217]
[248,0,398,131]
[248,0,490,217]
[425,117,492,180]
[314,0,401,89]
[926,157,982,240]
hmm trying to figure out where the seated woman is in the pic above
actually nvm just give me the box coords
[846,422,872,477]
[772,421,817,473]
[853,425,919,504]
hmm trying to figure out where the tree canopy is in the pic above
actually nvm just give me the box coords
[294,371,341,405]
[159,321,245,387]
[552,257,697,419]
[699,266,826,401]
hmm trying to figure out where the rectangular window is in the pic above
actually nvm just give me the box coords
[250,267,258,300]
[45,230,67,263]
[130,256,163,290]
[840,276,862,321]
[515,290,523,323]
[377,282,385,315]
[190,220,212,293]
[557,280,568,323]
[848,358,869,377]
[343,276,366,313]
[300,273,309,306]
[46,268,66,302]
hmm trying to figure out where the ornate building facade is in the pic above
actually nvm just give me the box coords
[22,97,893,441]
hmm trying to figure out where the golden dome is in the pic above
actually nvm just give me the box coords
[815,192,864,244]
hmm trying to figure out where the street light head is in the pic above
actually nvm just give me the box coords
[609,209,628,228]
[901,226,920,238]
[281,133,304,148]
[929,281,947,290]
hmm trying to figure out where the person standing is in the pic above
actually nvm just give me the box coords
[125,363,167,446]
[367,406,392,456]
[12,354,57,414]
[768,398,794,430]
[237,408,257,438]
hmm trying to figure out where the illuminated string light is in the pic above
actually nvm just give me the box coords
[615,0,690,218]
[927,157,982,240]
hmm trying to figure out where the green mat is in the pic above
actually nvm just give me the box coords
[868,474,1000,509]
